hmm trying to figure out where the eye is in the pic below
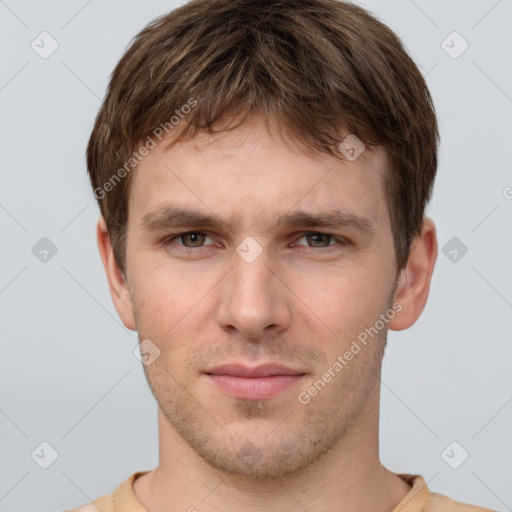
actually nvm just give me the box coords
[293,232,348,249]
[165,231,213,248]
[161,230,349,256]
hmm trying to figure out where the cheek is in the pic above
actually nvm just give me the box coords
[130,242,392,341]
[135,258,202,305]
[131,261,215,348]
[288,262,385,333]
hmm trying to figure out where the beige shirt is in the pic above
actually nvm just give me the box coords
[65,471,495,512]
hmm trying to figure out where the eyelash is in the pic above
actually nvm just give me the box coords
[161,231,350,255]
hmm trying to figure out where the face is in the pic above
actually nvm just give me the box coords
[114,116,403,480]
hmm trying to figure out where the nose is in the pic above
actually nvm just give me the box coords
[214,247,292,339]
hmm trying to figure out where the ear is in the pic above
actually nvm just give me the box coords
[388,217,438,331]
[96,216,137,331]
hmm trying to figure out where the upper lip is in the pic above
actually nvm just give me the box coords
[204,363,306,378]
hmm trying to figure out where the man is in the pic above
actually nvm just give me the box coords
[67,0,495,510]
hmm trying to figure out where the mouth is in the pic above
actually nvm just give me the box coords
[203,363,307,400]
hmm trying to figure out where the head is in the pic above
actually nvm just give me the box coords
[91,0,438,481]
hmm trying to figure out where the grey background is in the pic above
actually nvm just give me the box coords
[1,0,511,511]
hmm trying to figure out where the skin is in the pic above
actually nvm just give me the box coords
[97,115,438,512]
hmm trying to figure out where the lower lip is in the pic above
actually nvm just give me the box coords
[206,374,305,400]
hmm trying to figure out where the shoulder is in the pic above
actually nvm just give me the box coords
[425,491,497,512]
[394,474,496,512]
[63,491,114,512]
[62,470,151,512]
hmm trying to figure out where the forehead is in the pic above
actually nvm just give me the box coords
[128,117,390,232]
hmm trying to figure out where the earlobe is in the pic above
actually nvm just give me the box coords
[388,218,438,332]
[96,216,137,331]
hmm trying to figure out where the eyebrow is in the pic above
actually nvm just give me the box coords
[140,203,376,238]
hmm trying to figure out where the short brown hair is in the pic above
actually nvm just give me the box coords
[87,0,439,274]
